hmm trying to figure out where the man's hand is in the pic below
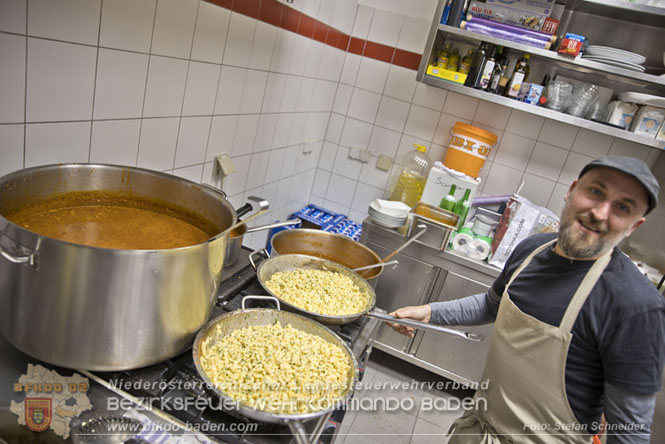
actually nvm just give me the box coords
[388,305,432,337]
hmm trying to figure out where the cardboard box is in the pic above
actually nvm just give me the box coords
[420,164,481,210]
[486,0,555,16]
[468,1,549,30]
[426,65,468,84]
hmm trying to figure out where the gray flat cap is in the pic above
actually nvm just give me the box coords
[579,156,659,214]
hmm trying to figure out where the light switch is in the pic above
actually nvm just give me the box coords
[376,155,393,171]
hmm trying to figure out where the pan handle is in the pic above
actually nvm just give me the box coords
[287,421,310,444]
[245,219,300,234]
[217,196,269,239]
[352,260,399,273]
[381,224,427,263]
[235,203,253,218]
[366,311,484,342]
[248,248,270,270]
[241,295,281,310]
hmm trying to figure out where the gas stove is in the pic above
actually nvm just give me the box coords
[83,252,380,444]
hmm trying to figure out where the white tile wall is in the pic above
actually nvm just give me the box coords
[0,124,24,177]
[0,33,25,123]
[28,0,100,45]
[0,0,26,34]
[99,0,156,53]
[1,0,663,251]
[143,56,189,118]
[25,122,90,167]
[94,49,149,120]
[190,1,230,63]
[26,38,96,122]
[90,119,140,166]
[182,61,221,116]
[151,0,198,59]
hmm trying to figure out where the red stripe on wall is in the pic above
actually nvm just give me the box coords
[258,0,282,27]
[280,6,300,33]
[206,0,422,71]
[233,0,260,18]
[297,15,316,39]
[313,22,328,43]
[393,49,422,71]
[364,41,395,64]
[348,37,365,56]
[205,0,234,10]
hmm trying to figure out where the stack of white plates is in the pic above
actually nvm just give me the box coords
[582,46,646,73]
[368,199,410,228]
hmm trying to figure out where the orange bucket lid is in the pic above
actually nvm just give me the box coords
[453,122,498,145]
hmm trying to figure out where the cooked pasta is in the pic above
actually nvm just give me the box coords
[264,269,370,316]
[200,322,353,414]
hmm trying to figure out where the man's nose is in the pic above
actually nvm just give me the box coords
[590,200,611,221]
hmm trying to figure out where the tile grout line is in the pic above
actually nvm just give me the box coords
[134,0,159,167]
[22,2,28,169]
[171,0,202,173]
[87,0,105,163]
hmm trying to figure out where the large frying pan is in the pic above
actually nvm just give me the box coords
[192,296,358,444]
[253,254,483,342]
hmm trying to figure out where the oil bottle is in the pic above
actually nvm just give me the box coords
[389,144,433,208]
[446,48,461,72]
[436,44,452,68]
[459,49,474,74]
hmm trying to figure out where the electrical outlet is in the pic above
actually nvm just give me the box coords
[376,155,393,171]
[214,154,236,177]
[348,145,371,163]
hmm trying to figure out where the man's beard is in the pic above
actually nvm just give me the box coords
[557,212,626,260]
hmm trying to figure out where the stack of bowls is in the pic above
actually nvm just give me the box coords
[368,200,410,228]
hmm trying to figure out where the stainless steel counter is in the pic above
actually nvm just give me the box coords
[360,218,499,387]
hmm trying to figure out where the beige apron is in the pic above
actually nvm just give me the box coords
[448,239,611,444]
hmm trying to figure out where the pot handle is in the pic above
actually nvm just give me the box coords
[287,421,309,444]
[200,183,227,199]
[241,295,281,310]
[248,248,270,270]
[0,233,39,267]
[217,196,269,239]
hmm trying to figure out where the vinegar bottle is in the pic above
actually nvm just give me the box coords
[389,144,433,208]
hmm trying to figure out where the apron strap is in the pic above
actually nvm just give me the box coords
[505,239,556,289]
[559,250,612,332]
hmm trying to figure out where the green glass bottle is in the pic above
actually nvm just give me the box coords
[439,184,457,211]
[453,188,472,226]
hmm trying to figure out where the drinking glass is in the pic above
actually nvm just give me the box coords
[544,81,573,112]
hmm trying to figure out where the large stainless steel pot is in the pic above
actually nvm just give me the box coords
[268,229,384,282]
[0,164,263,371]
[192,295,357,444]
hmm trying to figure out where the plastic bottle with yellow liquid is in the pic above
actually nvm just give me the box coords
[389,144,432,208]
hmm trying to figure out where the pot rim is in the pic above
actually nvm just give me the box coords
[0,163,236,253]
[270,228,383,278]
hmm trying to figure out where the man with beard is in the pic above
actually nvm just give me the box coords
[390,156,665,444]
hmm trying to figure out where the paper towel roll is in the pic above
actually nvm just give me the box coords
[451,230,474,251]
[469,236,492,261]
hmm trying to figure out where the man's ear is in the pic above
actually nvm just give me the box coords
[626,217,646,237]
[564,179,578,201]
